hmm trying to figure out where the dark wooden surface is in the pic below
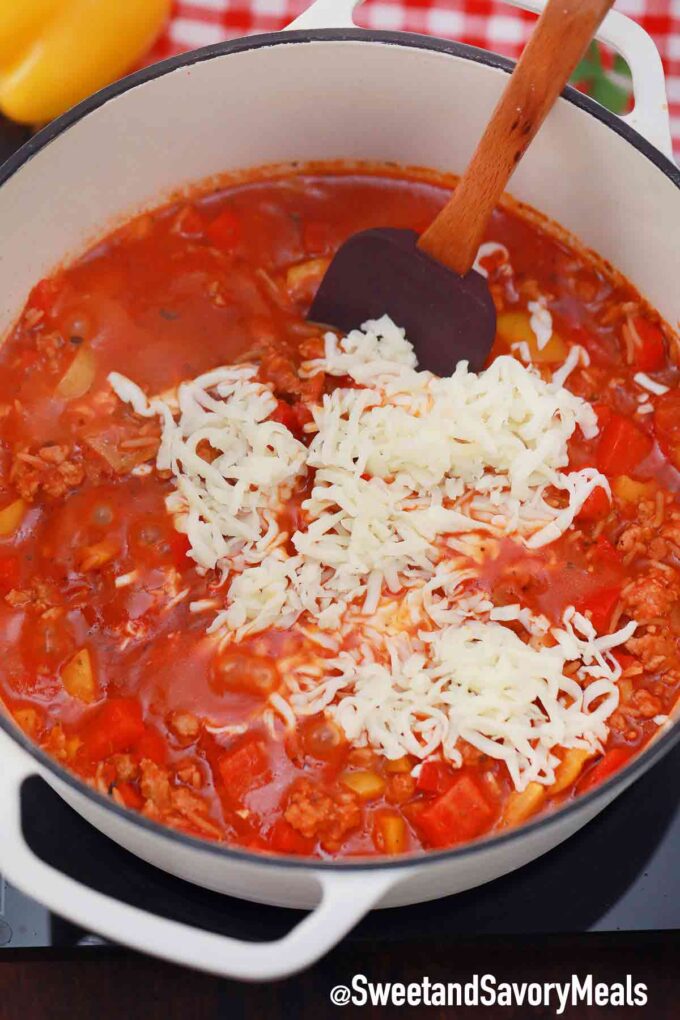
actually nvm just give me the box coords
[0,933,678,1018]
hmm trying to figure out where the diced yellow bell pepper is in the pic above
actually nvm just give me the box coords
[0,498,26,536]
[286,258,331,303]
[375,812,407,854]
[56,344,96,399]
[0,0,171,125]
[497,310,566,364]
[612,475,656,504]
[78,538,118,571]
[13,706,44,740]
[61,646,97,702]
[501,781,546,827]
[341,769,386,801]
[548,748,593,796]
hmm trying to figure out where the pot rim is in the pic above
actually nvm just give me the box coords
[2,27,679,874]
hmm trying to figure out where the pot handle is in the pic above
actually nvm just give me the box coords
[504,0,673,159]
[0,733,397,980]
[287,0,673,160]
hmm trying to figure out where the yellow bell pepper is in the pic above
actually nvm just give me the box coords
[0,0,171,124]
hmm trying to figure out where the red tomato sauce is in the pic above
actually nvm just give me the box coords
[0,166,678,858]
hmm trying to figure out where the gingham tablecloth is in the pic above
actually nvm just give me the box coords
[145,0,680,161]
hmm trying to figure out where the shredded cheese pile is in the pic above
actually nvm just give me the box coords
[289,600,635,789]
[109,314,634,792]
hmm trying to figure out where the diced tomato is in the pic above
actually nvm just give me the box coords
[169,531,192,570]
[269,399,313,440]
[205,208,241,250]
[302,221,331,255]
[80,698,145,762]
[596,414,653,477]
[135,725,168,765]
[575,584,621,632]
[592,403,612,430]
[576,487,610,522]
[416,761,456,795]
[577,747,633,794]
[592,534,622,571]
[417,774,495,847]
[116,781,144,810]
[217,741,270,802]
[628,316,665,373]
[270,399,298,433]
[269,818,314,855]
[0,555,20,594]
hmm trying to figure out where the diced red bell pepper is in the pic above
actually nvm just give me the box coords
[575,584,622,633]
[206,208,241,251]
[628,316,665,373]
[576,486,610,522]
[417,774,495,848]
[415,761,456,796]
[80,698,145,761]
[0,555,20,594]
[596,414,653,477]
[116,781,145,810]
[577,747,633,794]
[269,818,313,855]
[217,741,270,802]
[135,725,168,765]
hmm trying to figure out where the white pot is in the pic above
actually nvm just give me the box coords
[0,0,678,981]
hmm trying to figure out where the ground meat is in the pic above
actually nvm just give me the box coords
[386,773,416,804]
[168,787,224,839]
[626,630,680,679]
[258,349,324,403]
[628,688,663,719]
[10,443,84,501]
[111,754,139,782]
[284,778,360,850]
[167,710,201,742]
[139,759,172,810]
[174,759,204,788]
[616,498,680,564]
[5,578,58,613]
[621,567,679,622]
[139,761,222,839]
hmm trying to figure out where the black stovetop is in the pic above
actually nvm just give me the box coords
[0,114,678,954]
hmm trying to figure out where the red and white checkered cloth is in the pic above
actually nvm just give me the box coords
[146,0,680,161]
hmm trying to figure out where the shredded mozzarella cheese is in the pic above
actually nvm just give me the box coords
[109,312,631,794]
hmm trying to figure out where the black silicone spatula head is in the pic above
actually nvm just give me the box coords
[308,228,496,376]
[308,0,615,377]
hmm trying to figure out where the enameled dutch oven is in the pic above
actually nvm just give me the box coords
[0,0,678,981]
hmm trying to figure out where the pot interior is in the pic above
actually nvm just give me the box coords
[0,32,678,340]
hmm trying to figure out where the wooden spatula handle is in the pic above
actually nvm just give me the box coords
[418,0,616,276]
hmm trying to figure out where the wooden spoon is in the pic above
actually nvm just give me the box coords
[308,0,616,375]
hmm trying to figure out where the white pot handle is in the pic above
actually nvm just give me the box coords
[504,0,673,159]
[288,0,673,160]
[0,731,397,980]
